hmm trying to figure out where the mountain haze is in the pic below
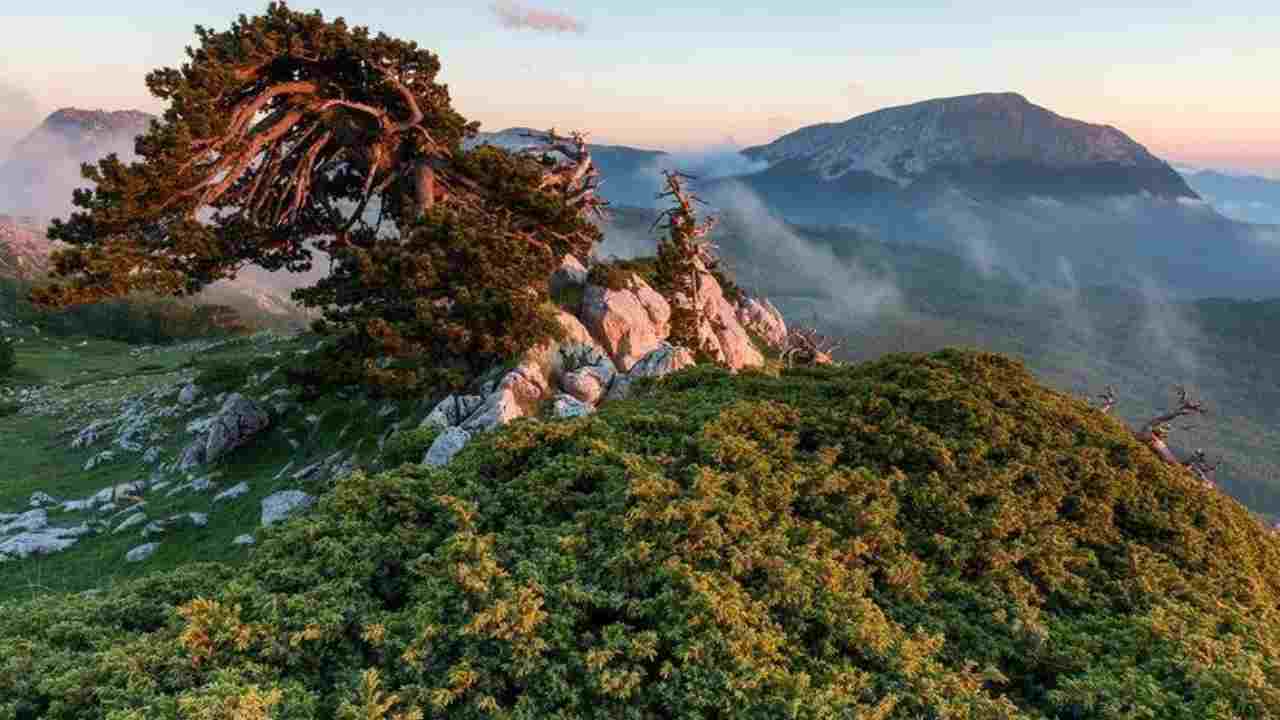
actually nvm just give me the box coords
[0,108,154,218]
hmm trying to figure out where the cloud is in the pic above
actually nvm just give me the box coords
[0,81,42,161]
[704,181,901,326]
[490,1,585,33]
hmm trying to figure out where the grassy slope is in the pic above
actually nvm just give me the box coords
[0,330,428,601]
[3,351,1280,718]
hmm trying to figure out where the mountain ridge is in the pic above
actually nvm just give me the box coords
[740,91,1197,199]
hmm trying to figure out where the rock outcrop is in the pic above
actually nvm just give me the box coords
[736,295,788,349]
[180,393,271,469]
[606,343,697,401]
[680,266,765,371]
[424,426,471,467]
[582,275,671,372]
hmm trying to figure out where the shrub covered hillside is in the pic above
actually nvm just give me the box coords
[5,350,1280,718]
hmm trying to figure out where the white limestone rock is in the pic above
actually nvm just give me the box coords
[261,490,314,527]
[28,491,59,509]
[423,426,471,467]
[112,512,148,534]
[581,274,672,372]
[606,343,697,401]
[178,383,201,405]
[125,542,159,563]
[553,394,595,419]
[213,481,250,504]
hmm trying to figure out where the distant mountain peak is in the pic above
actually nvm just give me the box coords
[1,108,157,217]
[743,92,1193,198]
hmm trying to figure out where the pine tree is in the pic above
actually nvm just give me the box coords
[652,170,718,355]
[32,3,605,390]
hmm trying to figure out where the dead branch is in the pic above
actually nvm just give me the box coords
[1096,386,1117,414]
[518,128,609,220]
[1100,384,1217,485]
[782,326,841,367]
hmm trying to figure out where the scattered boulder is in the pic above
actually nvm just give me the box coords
[213,481,250,504]
[178,383,201,405]
[424,427,471,467]
[261,490,314,527]
[83,449,116,471]
[180,393,271,468]
[28,492,58,509]
[422,395,485,430]
[112,512,148,534]
[141,512,207,538]
[1,509,48,535]
[607,343,696,401]
[462,365,548,433]
[557,343,616,405]
[582,275,672,372]
[125,542,158,563]
[71,420,110,449]
[0,524,90,559]
[553,394,594,418]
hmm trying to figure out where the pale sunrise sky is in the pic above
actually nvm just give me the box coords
[2,1,1278,175]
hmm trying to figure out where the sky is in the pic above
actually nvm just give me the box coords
[3,1,1279,175]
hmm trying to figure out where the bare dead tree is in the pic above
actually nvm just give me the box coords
[1096,386,1118,414]
[782,326,842,367]
[1099,384,1219,486]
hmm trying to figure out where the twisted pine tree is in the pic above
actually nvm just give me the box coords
[33,3,605,390]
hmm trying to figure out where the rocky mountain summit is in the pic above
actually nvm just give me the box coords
[741,92,1196,198]
[0,108,155,217]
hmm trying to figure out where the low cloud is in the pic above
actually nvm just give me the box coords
[0,81,42,161]
[490,1,585,33]
[705,181,901,326]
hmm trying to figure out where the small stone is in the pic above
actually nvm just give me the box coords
[1,509,48,535]
[112,512,148,534]
[233,534,256,546]
[553,394,595,419]
[125,542,159,563]
[214,481,250,503]
[28,491,58,508]
[424,426,471,467]
[178,383,201,405]
[261,490,314,527]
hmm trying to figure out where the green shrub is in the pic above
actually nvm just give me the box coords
[381,425,442,467]
[194,360,252,395]
[5,350,1280,718]
[0,334,13,378]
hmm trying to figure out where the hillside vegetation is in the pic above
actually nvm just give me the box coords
[4,350,1279,718]
[650,213,1280,519]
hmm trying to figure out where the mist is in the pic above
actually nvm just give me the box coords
[705,181,901,326]
[0,82,43,163]
[0,113,142,220]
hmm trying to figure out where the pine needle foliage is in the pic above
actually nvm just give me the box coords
[4,350,1280,718]
[30,3,602,391]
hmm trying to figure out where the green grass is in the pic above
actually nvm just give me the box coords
[0,331,427,601]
